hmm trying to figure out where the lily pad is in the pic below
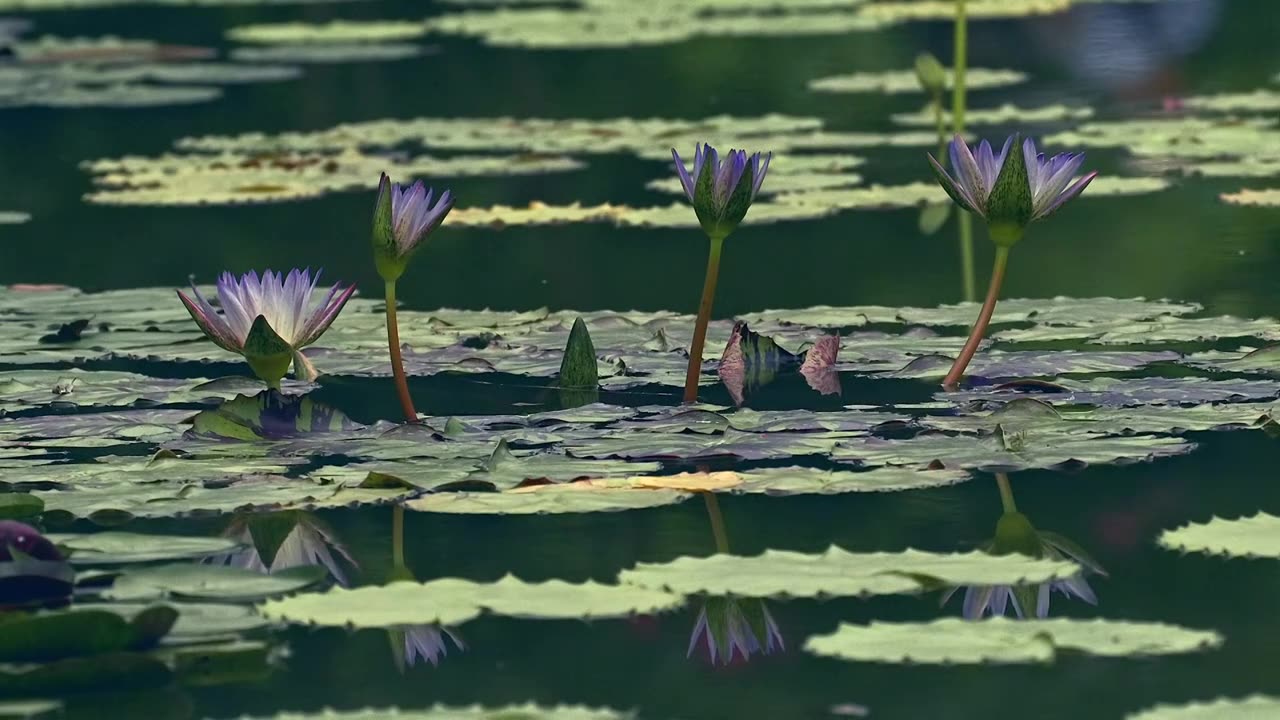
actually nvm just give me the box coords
[1157,513,1280,559]
[49,532,242,565]
[71,601,268,639]
[406,483,691,515]
[232,705,634,720]
[105,563,325,603]
[891,103,1093,127]
[0,370,303,413]
[259,575,684,628]
[807,67,1027,94]
[1127,697,1280,720]
[735,466,969,494]
[620,547,1077,599]
[833,431,1195,471]
[803,616,1221,664]
[942,376,1280,407]
[564,429,841,461]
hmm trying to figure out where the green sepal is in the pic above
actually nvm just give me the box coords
[558,317,599,390]
[372,175,406,283]
[991,511,1043,558]
[984,134,1033,234]
[242,316,293,388]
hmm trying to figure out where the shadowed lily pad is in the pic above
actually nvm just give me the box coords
[833,431,1194,471]
[49,532,242,565]
[803,616,1221,664]
[259,575,684,628]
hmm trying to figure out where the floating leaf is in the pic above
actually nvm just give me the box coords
[1157,513,1280,559]
[406,483,690,515]
[1127,696,1280,720]
[259,575,683,628]
[808,67,1027,94]
[734,466,969,494]
[564,429,840,461]
[833,431,1194,471]
[49,532,242,565]
[803,616,1221,664]
[891,103,1093,127]
[230,705,635,720]
[74,602,268,640]
[942,376,1280,408]
[105,563,325,603]
[0,370,304,413]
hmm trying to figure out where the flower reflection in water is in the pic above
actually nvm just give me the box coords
[687,494,785,666]
[390,624,466,672]
[944,473,1106,619]
[210,511,357,586]
[688,596,784,666]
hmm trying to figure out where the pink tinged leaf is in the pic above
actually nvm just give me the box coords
[718,322,748,407]
[800,334,841,397]
[177,289,241,352]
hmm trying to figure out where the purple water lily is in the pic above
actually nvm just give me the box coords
[208,513,358,587]
[400,625,465,669]
[688,596,784,666]
[928,134,1097,226]
[372,173,454,281]
[178,269,354,385]
[671,142,771,404]
[943,531,1104,619]
[672,143,771,240]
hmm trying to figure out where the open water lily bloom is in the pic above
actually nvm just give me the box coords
[672,142,771,240]
[177,269,354,385]
[928,135,1097,232]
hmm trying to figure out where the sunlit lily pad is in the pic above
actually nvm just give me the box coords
[619,547,1078,599]
[892,350,1179,380]
[105,563,325,603]
[891,103,1092,127]
[49,532,242,565]
[259,575,684,628]
[0,371,306,413]
[0,212,31,225]
[1127,696,1280,720]
[406,483,691,515]
[1157,513,1280,559]
[833,431,1194,471]
[919,399,1269,436]
[1221,188,1280,207]
[564,429,841,461]
[803,616,1221,664]
[232,705,635,720]
[807,67,1026,94]
[735,466,969,494]
[228,20,428,44]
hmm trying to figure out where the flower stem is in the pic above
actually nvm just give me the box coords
[995,472,1017,514]
[683,236,725,404]
[703,492,731,554]
[959,214,975,301]
[392,505,405,568]
[384,280,419,422]
[942,246,1009,389]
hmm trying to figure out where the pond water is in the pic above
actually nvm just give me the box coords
[2,1,1280,718]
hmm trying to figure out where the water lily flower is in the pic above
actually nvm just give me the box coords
[208,512,357,587]
[391,625,465,671]
[944,473,1105,619]
[178,269,354,388]
[370,173,456,423]
[926,135,1096,388]
[371,173,455,284]
[688,596,784,666]
[671,143,771,404]
[0,520,73,606]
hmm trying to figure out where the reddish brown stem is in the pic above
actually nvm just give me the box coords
[942,246,1009,389]
[682,237,725,404]
[385,280,419,423]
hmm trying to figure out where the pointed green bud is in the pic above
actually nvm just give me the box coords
[984,134,1033,242]
[558,317,599,390]
[243,315,294,388]
[371,174,405,282]
[914,53,947,94]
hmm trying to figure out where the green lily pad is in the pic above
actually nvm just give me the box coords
[833,431,1195,471]
[0,606,176,663]
[231,705,635,720]
[1157,513,1280,559]
[227,20,428,44]
[0,213,31,225]
[1127,696,1280,720]
[735,466,970,494]
[619,547,1078,599]
[259,575,684,628]
[48,532,242,565]
[891,103,1093,127]
[73,602,268,639]
[1221,188,1280,207]
[230,43,427,63]
[807,67,1027,94]
[564,429,841,461]
[0,370,301,413]
[803,616,1222,664]
[920,399,1270,436]
[0,700,59,718]
[406,484,691,515]
[105,563,325,602]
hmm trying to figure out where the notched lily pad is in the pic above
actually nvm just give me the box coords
[1127,696,1280,720]
[1157,513,1280,559]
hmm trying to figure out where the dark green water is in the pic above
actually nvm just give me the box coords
[4,1,1280,718]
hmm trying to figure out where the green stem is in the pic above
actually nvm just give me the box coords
[943,246,1008,389]
[384,280,419,423]
[952,0,967,135]
[392,505,405,568]
[995,472,1017,514]
[932,91,948,159]
[703,493,730,554]
[683,236,725,404]
[959,213,975,302]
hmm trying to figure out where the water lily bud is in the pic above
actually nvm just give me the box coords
[672,143,771,242]
[372,173,455,283]
[914,53,947,94]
